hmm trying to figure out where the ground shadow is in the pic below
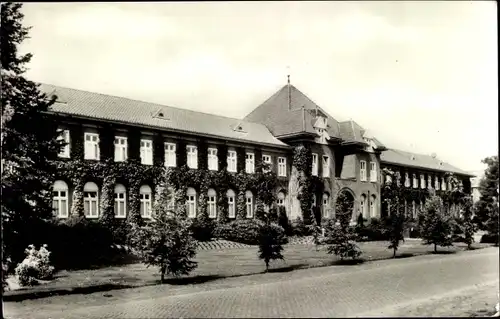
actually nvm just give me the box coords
[164,275,222,285]
[267,263,309,273]
[431,250,457,255]
[327,259,365,266]
[3,283,135,302]
[394,253,415,259]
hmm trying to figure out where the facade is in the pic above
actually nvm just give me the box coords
[43,81,474,223]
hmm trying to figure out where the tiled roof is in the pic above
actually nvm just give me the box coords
[39,83,289,148]
[338,120,368,145]
[380,148,474,177]
[244,85,346,140]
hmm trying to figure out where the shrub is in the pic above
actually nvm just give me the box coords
[258,222,286,271]
[278,206,292,236]
[480,233,499,244]
[15,244,55,287]
[215,219,289,245]
[132,206,198,282]
[356,218,388,241]
[323,219,362,261]
[189,216,216,242]
[291,217,311,237]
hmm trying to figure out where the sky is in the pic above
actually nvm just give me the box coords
[20,1,498,172]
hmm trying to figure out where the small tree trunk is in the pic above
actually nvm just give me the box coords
[160,265,166,283]
[434,243,437,253]
[393,247,397,258]
[265,260,269,272]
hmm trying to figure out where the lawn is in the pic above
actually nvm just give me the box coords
[4,239,494,302]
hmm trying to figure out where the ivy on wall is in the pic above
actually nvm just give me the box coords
[293,145,319,225]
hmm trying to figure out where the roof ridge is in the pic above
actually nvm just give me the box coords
[40,82,259,125]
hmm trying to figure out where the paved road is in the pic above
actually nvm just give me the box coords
[7,247,500,318]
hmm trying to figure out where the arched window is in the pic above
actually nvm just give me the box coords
[412,200,416,219]
[207,188,217,218]
[186,187,197,218]
[277,191,285,206]
[404,172,410,187]
[322,193,330,218]
[227,189,236,218]
[360,194,367,219]
[312,195,317,208]
[441,177,446,191]
[370,195,376,218]
[245,190,254,218]
[166,186,175,211]
[83,182,99,218]
[140,185,152,218]
[114,184,127,218]
[53,180,69,218]
[404,199,408,217]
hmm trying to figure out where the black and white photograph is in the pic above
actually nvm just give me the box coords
[1,1,499,318]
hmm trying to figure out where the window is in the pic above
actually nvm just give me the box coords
[322,193,329,218]
[441,177,446,191]
[114,136,128,162]
[412,174,418,188]
[83,182,99,218]
[412,200,416,219]
[165,143,176,167]
[208,148,218,171]
[404,200,408,217]
[370,162,377,182]
[435,176,439,190]
[262,155,272,172]
[58,130,70,158]
[360,160,367,181]
[277,191,285,206]
[278,157,286,177]
[166,186,175,211]
[84,132,100,160]
[370,195,376,218]
[312,195,317,208]
[114,184,127,218]
[404,172,410,187]
[186,145,198,169]
[140,185,152,218]
[322,155,330,177]
[207,188,217,218]
[420,174,426,189]
[140,139,153,165]
[428,175,432,189]
[227,189,236,218]
[53,180,69,218]
[245,191,254,218]
[360,194,367,219]
[227,151,237,172]
[186,187,197,218]
[312,153,318,176]
[245,153,255,174]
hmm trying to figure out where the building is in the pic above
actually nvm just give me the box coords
[42,80,473,223]
[469,170,484,203]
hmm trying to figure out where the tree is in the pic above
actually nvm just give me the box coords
[132,197,198,282]
[474,156,499,231]
[307,218,322,251]
[381,169,408,257]
[324,192,361,261]
[257,221,285,272]
[460,196,477,250]
[418,195,455,253]
[1,2,64,289]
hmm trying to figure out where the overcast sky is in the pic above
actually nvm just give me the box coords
[20,1,497,172]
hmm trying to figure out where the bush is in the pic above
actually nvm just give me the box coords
[46,218,117,270]
[278,207,292,236]
[15,244,55,287]
[215,219,289,245]
[133,206,198,282]
[481,233,499,244]
[189,217,216,242]
[291,217,311,236]
[258,222,285,271]
[214,219,262,245]
[356,218,388,241]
